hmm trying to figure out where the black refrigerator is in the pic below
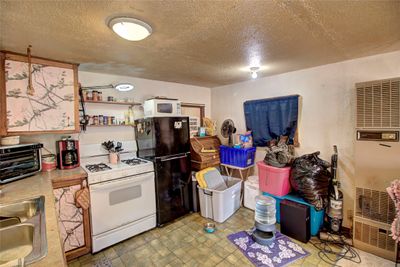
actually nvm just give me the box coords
[135,116,192,226]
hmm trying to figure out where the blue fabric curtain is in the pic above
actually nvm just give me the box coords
[244,95,299,146]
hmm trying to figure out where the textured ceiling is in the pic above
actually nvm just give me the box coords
[1,1,400,87]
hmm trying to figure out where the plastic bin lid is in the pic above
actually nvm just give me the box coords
[203,168,227,190]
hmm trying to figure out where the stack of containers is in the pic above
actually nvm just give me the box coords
[257,161,324,236]
[244,175,261,210]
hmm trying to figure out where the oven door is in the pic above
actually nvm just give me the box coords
[89,172,156,236]
[0,149,41,183]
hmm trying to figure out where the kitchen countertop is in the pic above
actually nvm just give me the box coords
[0,168,88,267]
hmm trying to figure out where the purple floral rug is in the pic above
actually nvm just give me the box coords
[227,231,310,267]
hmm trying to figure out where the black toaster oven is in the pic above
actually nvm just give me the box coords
[0,143,43,184]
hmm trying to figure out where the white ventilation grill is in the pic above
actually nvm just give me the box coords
[354,220,396,252]
[356,78,400,129]
[355,187,396,224]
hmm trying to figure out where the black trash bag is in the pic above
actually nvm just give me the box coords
[289,152,331,211]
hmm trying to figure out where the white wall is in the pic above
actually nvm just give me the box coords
[21,71,211,153]
[211,50,400,227]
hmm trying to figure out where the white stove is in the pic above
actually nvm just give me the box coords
[80,142,156,253]
[82,153,154,185]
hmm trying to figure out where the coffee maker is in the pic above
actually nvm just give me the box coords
[56,138,80,169]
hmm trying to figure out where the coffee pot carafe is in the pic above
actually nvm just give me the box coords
[56,138,80,169]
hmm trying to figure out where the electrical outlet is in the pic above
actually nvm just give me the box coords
[347,209,354,221]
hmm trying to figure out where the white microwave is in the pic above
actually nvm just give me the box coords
[143,99,182,117]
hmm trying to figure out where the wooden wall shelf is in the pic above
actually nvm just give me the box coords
[87,124,134,127]
[84,100,141,106]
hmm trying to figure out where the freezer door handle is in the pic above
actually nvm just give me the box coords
[159,154,188,162]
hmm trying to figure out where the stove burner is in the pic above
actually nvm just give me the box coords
[122,158,148,166]
[85,163,112,173]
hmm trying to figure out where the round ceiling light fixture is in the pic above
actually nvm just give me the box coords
[250,66,260,79]
[115,83,134,92]
[108,17,152,41]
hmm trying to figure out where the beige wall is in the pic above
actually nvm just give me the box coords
[211,50,400,227]
[18,50,400,227]
[21,71,211,153]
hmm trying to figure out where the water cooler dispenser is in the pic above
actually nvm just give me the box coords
[252,195,276,245]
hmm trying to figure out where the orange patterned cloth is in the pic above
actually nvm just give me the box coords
[387,179,400,242]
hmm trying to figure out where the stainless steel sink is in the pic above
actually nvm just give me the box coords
[0,196,47,266]
[0,224,34,265]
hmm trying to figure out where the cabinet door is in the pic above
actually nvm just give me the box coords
[1,52,79,135]
[53,179,91,261]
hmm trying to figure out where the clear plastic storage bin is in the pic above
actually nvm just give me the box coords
[198,176,242,223]
[244,176,261,210]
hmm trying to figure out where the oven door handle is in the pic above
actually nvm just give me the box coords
[90,173,152,192]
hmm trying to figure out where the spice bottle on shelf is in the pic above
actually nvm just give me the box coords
[128,106,134,125]
[82,91,88,101]
[98,91,103,101]
[99,115,104,125]
[92,90,98,101]
[124,111,129,125]
[93,115,99,125]
[86,90,93,101]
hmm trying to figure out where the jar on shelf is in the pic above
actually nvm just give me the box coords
[93,115,99,125]
[88,115,93,125]
[99,115,104,125]
[98,91,103,101]
[111,116,116,125]
[86,90,93,101]
[82,91,88,101]
[103,115,108,126]
[107,96,113,102]
[92,90,99,101]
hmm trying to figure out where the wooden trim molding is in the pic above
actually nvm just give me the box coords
[182,102,206,126]
[0,52,6,136]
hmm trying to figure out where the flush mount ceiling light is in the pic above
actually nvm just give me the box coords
[250,66,260,79]
[115,83,134,92]
[108,17,152,41]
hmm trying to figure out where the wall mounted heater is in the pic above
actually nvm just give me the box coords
[354,77,400,261]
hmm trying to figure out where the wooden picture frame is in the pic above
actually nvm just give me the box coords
[0,51,79,135]
[182,102,205,125]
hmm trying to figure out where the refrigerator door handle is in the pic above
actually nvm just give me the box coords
[158,153,189,162]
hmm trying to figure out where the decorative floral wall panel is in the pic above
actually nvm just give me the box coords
[3,53,78,134]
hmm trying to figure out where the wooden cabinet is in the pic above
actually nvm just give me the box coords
[0,51,79,135]
[52,175,91,261]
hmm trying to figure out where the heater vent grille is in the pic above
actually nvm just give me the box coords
[355,187,395,224]
[354,220,395,252]
[356,78,400,128]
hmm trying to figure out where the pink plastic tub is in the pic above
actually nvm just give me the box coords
[257,161,291,196]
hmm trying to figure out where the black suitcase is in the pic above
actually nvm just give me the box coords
[280,199,311,243]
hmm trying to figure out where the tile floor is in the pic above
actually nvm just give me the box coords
[68,208,395,267]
